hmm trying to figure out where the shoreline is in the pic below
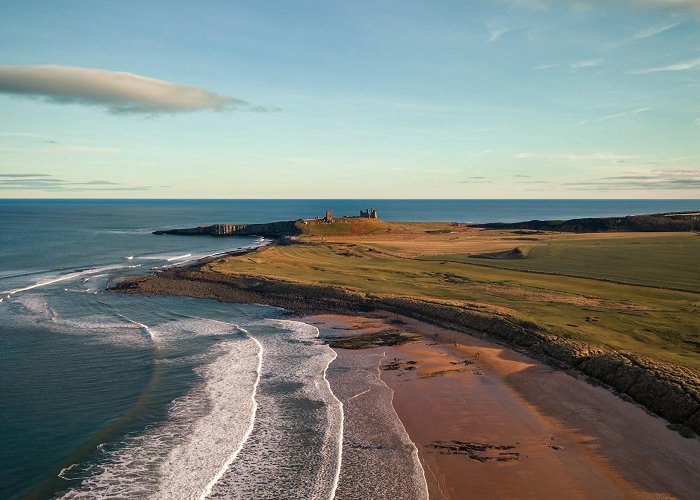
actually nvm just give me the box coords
[110,266,700,436]
[308,313,700,499]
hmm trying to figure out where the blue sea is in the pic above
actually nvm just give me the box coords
[1,199,698,499]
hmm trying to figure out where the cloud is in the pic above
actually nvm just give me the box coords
[0,172,152,191]
[0,65,259,114]
[57,146,120,154]
[0,173,51,178]
[631,21,682,40]
[605,21,682,49]
[562,153,637,161]
[501,0,700,16]
[629,0,700,15]
[0,132,44,138]
[460,179,492,183]
[563,168,700,190]
[534,63,562,70]
[0,131,120,154]
[514,151,639,162]
[496,0,548,10]
[632,56,700,74]
[580,107,651,125]
[487,27,514,43]
[535,59,603,71]
[570,59,603,69]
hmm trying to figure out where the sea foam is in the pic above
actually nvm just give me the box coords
[59,319,261,500]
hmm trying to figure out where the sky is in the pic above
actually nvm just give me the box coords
[0,0,699,199]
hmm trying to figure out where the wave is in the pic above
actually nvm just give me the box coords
[269,319,343,500]
[322,341,343,499]
[0,264,141,298]
[197,324,262,500]
[328,348,429,500]
[59,318,261,500]
[115,314,157,344]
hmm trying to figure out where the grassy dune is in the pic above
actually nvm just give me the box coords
[207,220,700,371]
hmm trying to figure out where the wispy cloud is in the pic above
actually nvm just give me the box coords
[502,0,700,16]
[487,27,514,43]
[0,173,51,178]
[562,153,638,161]
[563,168,700,190]
[0,131,120,154]
[534,59,603,71]
[580,107,651,125]
[461,178,492,183]
[632,21,682,40]
[534,63,561,70]
[0,65,266,115]
[630,0,700,15]
[606,21,682,49]
[570,59,603,69]
[632,57,700,74]
[497,0,548,10]
[514,151,638,162]
[0,132,44,138]
[0,173,152,191]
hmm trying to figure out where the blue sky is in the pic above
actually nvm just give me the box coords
[0,0,699,198]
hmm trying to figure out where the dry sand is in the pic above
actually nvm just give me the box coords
[306,313,700,500]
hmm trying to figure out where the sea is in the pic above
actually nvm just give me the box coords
[1,199,698,499]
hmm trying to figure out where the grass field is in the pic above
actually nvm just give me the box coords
[207,222,700,371]
[426,233,700,292]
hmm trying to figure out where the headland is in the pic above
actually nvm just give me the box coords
[113,210,700,498]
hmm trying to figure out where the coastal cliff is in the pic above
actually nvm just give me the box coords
[154,220,302,238]
[475,212,700,232]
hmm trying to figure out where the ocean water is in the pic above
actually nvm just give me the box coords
[1,198,698,499]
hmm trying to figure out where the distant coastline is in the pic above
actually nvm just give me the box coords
[152,210,700,239]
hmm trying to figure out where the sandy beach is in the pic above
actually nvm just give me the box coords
[306,313,700,500]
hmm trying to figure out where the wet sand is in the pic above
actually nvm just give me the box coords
[306,313,700,500]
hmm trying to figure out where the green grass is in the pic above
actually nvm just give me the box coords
[427,234,700,292]
[210,240,700,371]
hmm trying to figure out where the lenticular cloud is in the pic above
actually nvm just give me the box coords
[0,65,248,114]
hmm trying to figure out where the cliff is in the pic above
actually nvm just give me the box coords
[153,220,302,238]
[476,212,700,233]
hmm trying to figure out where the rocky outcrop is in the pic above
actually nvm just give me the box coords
[153,220,302,238]
[112,269,700,435]
[476,212,700,233]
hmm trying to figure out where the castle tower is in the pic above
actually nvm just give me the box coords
[325,210,334,223]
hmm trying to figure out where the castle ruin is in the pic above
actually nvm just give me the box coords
[360,208,378,219]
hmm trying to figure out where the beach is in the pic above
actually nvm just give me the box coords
[306,313,700,499]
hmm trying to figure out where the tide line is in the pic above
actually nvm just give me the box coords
[197,323,263,500]
[305,322,344,500]
[377,350,430,500]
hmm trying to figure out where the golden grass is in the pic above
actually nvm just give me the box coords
[207,222,700,371]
